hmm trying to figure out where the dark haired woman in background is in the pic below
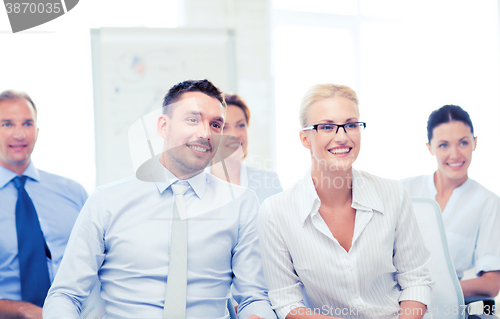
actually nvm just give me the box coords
[401,105,500,298]
[210,93,283,203]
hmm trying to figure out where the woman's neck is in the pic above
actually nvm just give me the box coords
[311,165,353,208]
[433,170,468,212]
[210,159,241,185]
[434,169,468,194]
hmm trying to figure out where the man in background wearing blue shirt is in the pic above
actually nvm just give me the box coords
[0,90,88,319]
[43,80,275,319]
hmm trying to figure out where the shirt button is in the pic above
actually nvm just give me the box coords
[348,265,353,271]
[353,292,359,298]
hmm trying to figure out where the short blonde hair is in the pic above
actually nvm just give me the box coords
[299,84,359,128]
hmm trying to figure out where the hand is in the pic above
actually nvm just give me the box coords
[18,302,42,319]
[247,316,264,319]
[398,301,426,319]
[0,299,43,319]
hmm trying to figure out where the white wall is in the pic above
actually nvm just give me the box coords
[182,0,276,172]
[0,0,276,192]
[0,0,180,193]
[272,1,500,196]
[1,0,499,198]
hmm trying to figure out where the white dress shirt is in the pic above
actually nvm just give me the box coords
[43,158,275,319]
[259,169,433,319]
[401,174,500,279]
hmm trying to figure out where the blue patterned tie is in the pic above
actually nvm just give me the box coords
[13,176,51,307]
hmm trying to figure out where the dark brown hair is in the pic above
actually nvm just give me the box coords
[162,79,226,116]
[224,93,251,126]
[427,105,474,143]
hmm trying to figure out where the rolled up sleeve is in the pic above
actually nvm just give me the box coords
[475,196,500,275]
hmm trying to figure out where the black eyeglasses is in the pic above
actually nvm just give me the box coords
[302,122,366,134]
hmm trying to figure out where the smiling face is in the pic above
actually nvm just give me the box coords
[300,96,360,172]
[427,120,476,184]
[221,104,248,161]
[157,91,225,179]
[0,98,38,175]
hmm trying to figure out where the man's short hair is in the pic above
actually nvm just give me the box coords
[0,90,37,117]
[162,79,226,116]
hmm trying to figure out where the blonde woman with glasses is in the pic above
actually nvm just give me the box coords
[258,84,432,319]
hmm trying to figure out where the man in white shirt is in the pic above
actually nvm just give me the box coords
[43,79,275,319]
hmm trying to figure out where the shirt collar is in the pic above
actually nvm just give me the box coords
[428,172,438,197]
[429,171,472,195]
[298,168,385,225]
[152,158,206,199]
[0,161,40,189]
[351,169,384,214]
[298,169,321,225]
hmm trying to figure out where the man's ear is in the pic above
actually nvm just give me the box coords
[34,127,39,144]
[426,142,434,156]
[473,136,477,151]
[300,130,312,151]
[157,114,168,139]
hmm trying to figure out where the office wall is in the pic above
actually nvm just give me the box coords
[182,0,277,172]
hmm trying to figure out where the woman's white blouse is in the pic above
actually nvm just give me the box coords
[401,174,500,279]
[259,169,433,319]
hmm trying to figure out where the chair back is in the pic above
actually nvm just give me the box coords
[411,197,465,319]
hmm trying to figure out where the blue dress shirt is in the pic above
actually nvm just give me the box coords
[242,165,283,204]
[43,158,275,319]
[206,164,283,204]
[0,162,88,301]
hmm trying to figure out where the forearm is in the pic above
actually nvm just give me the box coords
[460,271,500,297]
[398,301,426,319]
[285,307,340,319]
[0,299,42,319]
